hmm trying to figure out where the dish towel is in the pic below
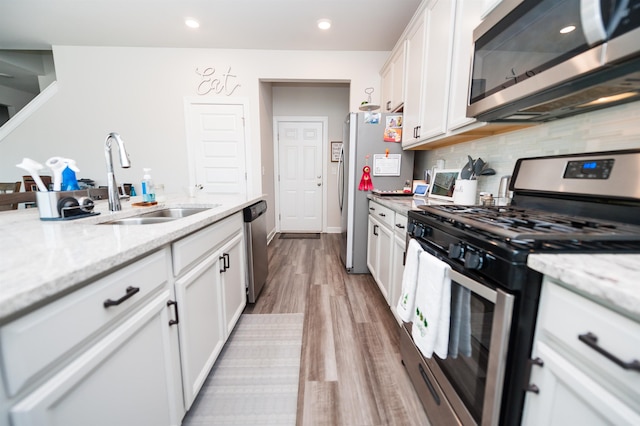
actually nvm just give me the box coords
[396,239,423,322]
[411,251,451,359]
[448,285,472,358]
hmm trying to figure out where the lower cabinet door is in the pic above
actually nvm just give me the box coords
[522,341,640,426]
[367,215,379,281]
[10,290,183,426]
[390,233,406,324]
[220,233,247,338]
[174,252,225,410]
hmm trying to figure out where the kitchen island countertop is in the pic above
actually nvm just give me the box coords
[0,193,263,324]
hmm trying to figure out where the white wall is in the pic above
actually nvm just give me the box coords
[272,83,350,232]
[413,101,640,195]
[0,46,388,202]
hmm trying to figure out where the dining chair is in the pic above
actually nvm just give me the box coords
[0,182,22,210]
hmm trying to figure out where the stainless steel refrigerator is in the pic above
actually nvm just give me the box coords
[338,112,414,273]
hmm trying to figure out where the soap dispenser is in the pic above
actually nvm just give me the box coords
[141,168,156,202]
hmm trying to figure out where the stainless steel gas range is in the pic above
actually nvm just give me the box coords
[400,149,640,426]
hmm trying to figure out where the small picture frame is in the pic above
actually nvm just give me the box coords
[331,141,342,162]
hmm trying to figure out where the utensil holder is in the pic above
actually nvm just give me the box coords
[453,179,478,205]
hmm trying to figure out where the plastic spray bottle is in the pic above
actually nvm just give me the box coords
[141,168,156,202]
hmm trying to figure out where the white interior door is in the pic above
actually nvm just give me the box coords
[277,121,323,232]
[185,101,247,196]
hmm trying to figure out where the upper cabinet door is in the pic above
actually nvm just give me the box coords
[402,11,426,147]
[447,0,483,131]
[380,43,406,113]
[417,0,456,140]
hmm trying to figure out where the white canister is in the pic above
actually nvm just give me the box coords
[453,179,478,205]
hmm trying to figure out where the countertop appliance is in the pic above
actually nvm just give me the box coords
[401,149,640,425]
[467,0,640,122]
[338,112,414,273]
[243,200,268,303]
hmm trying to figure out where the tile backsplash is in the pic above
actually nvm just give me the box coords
[414,101,640,196]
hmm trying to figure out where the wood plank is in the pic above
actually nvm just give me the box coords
[247,233,430,425]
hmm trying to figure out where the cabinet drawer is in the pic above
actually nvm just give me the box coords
[172,212,243,277]
[0,248,170,397]
[394,213,408,237]
[538,280,640,406]
[368,201,395,229]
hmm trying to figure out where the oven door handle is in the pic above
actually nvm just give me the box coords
[448,268,497,303]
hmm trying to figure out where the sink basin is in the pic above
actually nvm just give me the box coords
[100,207,212,225]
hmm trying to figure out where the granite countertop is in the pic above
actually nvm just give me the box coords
[368,194,640,323]
[528,254,640,323]
[367,194,437,216]
[0,193,263,324]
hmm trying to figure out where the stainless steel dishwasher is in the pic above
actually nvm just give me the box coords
[243,200,268,303]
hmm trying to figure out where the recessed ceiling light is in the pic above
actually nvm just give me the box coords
[185,18,200,29]
[317,19,332,30]
[560,25,576,34]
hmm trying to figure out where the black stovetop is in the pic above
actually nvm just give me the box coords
[416,204,640,243]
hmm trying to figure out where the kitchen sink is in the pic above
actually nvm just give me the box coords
[100,207,213,225]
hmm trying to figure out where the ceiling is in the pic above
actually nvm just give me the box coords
[0,0,421,98]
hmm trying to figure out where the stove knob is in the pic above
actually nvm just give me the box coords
[407,222,416,235]
[448,243,464,259]
[464,251,484,270]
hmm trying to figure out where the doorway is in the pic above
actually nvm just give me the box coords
[274,117,327,233]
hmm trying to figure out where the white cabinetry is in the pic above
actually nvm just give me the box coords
[380,43,406,113]
[402,11,426,145]
[172,212,246,409]
[522,279,640,425]
[367,201,394,303]
[3,249,184,426]
[401,0,484,148]
[390,213,407,324]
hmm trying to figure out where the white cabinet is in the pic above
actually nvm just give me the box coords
[390,214,407,324]
[417,0,456,140]
[447,0,484,131]
[401,0,484,148]
[4,249,184,426]
[380,42,406,113]
[172,212,246,410]
[522,279,640,425]
[402,10,426,146]
[367,201,396,305]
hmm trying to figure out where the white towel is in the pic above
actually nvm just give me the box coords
[396,239,423,323]
[411,251,451,359]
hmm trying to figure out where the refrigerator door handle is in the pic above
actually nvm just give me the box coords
[337,144,345,211]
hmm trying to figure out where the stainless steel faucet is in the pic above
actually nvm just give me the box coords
[104,132,131,211]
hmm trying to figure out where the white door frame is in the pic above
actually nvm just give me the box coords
[183,96,252,194]
[273,116,328,233]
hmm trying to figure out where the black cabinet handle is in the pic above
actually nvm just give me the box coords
[523,357,544,393]
[379,213,386,217]
[395,223,405,229]
[103,286,140,308]
[167,300,179,326]
[386,101,391,111]
[373,224,379,236]
[220,253,230,272]
[578,332,640,372]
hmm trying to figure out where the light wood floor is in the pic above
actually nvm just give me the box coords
[244,233,430,426]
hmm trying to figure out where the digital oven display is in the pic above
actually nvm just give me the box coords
[563,158,614,179]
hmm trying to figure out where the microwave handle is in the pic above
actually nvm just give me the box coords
[581,0,607,45]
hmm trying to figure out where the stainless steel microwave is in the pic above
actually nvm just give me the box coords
[467,0,640,122]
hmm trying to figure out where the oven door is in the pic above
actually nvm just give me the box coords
[402,261,515,426]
